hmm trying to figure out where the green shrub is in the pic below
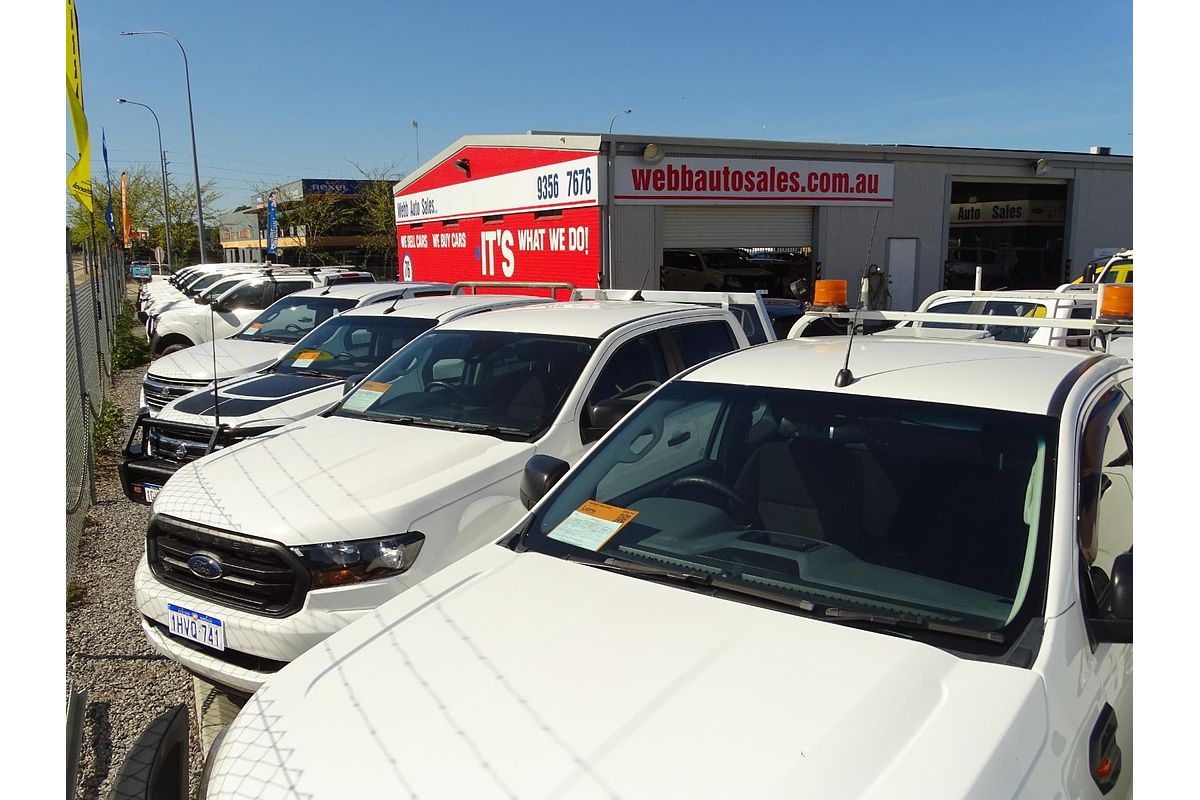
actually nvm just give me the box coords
[92,398,124,453]
[112,299,150,370]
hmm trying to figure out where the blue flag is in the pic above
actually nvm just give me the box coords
[102,129,117,241]
[267,191,278,256]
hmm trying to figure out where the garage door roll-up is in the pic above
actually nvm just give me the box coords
[662,206,814,249]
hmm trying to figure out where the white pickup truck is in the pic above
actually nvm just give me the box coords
[146,268,374,358]
[187,328,1132,800]
[134,289,773,696]
[139,281,450,415]
[121,292,548,504]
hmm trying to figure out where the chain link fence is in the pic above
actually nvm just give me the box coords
[67,233,128,572]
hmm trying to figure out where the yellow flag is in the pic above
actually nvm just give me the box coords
[66,0,92,211]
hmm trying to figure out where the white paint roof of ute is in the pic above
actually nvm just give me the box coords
[287,281,450,301]
[682,336,1116,415]
[440,300,727,338]
[337,293,550,321]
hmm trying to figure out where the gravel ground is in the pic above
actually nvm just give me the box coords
[67,333,205,798]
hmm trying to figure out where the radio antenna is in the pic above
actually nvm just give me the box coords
[210,298,222,429]
[834,210,881,388]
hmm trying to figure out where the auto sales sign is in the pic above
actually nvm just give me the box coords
[614,155,894,206]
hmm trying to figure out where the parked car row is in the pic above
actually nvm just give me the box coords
[113,278,1133,800]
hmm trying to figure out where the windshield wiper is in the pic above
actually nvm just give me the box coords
[821,607,1004,643]
[450,421,525,437]
[564,556,715,587]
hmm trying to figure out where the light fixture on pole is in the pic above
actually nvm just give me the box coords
[605,109,632,289]
[121,30,206,263]
[117,98,173,269]
[412,120,420,167]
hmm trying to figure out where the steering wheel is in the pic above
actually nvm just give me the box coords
[424,380,470,402]
[666,475,763,529]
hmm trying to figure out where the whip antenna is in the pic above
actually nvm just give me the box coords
[833,210,881,388]
[210,297,221,429]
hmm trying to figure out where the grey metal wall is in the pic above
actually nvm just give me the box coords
[612,204,660,289]
[1066,167,1133,271]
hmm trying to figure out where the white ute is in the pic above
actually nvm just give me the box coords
[140,281,450,415]
[134,289,772,695]
[147,268,373,357]
[121,292,547,503]
[197,332,1133,799]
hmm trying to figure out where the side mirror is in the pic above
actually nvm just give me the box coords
[520,454,569,510]
[108,704,190,800]
[193,295,207,304]
[581,397,638,444]
[1109,550,1132,619]
[1090,549,1132,643]
[343,373,367,395]
[210,300,231,313]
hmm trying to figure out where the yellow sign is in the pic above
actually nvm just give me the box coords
[66,0,92,211]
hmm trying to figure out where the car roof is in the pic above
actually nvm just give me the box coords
[681,336,1120,416]
[439,300,727,338]
[336,293,550,320]
[288,281,450,301]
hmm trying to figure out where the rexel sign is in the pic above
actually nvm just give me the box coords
[395,148,603,290]
[614,155,894,206]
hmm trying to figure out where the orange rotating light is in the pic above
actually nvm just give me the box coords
[813,279,848,307]
[1099,284,1133,320]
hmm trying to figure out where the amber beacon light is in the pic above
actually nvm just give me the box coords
[813,279,848,308]
[1098,284,1133,322]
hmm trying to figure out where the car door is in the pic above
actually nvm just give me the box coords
[1068,383,1134,798]
[661,250,704,291]
[214,280,270,339]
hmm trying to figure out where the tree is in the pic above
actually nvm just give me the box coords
[67,164,223,265]
[348,160,404,275]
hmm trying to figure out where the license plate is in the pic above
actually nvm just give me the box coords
[166,603,225,651]
[143,483,162,503]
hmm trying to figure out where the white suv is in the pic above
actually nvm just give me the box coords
[140,281,450,415]
[198,333,1133,800]
[135,290,771,695]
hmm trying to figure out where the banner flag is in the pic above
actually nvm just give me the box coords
[102,129,117,240]
[66,0,93,211]
[267,191,278,256]
[121,172,130,245]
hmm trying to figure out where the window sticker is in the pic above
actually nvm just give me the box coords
[342,381,391,413]
[291,350,323,368]
[244,322,263,336]
[548,500,639,551]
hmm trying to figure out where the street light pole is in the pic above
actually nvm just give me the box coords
[606,109,631,289]
[412,120,420,167]
[117,98,173,269]
[121,30,206,263]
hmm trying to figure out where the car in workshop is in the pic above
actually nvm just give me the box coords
[661,248,775,293]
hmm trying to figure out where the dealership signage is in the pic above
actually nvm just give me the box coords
[949,199,1066,226]
[394,154,603,224]
[613,155,894,206]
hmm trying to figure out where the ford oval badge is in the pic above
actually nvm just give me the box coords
[187,553,224,581]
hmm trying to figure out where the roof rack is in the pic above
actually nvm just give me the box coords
[451,281,577,301]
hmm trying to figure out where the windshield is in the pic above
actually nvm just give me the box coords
[335,329,596,440]
[235,296,357,344]
[523,381,1056,645]
[185,273,236,295]
[274,315,437,379]
[704,251,750,269]
[922,299,1049,343]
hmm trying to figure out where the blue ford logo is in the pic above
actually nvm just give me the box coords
[187,553,224,580]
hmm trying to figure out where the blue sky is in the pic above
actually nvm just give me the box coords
[70,0,1131,212]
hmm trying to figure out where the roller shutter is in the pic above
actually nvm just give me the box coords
[662,206,814,248]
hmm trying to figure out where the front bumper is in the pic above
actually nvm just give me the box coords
[119,411,224,504]
[135,555,387,694]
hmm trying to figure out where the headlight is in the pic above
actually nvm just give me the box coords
[292,532,424,588]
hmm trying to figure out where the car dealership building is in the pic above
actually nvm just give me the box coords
[393,132,1131,309]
